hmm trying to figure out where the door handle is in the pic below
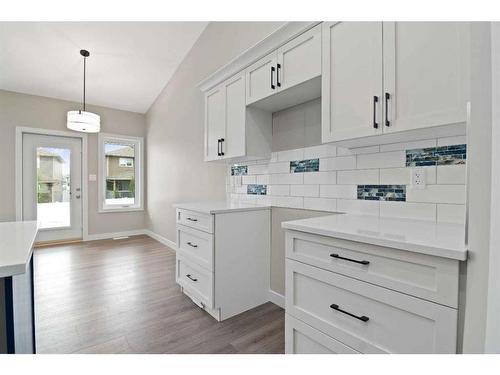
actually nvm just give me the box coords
[217,139,221,156]
[276,63,281,87]
[220,138,225,156]
[373,96,379,129]
[75,195,81,199]
[385,92,391,127]
[270,66,276,90]
[330,303,369,322]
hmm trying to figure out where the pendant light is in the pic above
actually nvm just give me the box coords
[67,49,101,133]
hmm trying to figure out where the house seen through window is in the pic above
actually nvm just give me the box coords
[105,142,136,206]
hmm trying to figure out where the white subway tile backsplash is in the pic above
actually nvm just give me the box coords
[268,162,290,174]
[406,185,466,204]
[247,164,269,175]
[256,174,270,185]
[319,156,356,171]
[437,135,467,147]
[277,148,304,162]
[303,197,338,212]
[304,144,337,159]
[436,165,466,184]
[290,185,319,197]
[268,185,290,196]
[337,169,379,185]
[272,196,304,209]
[380,139,436,152]
[357,151,405,169]
[241,175,256,185]
[379,166,436,185]
[337,145,380,156]
[269,173,303,185]
[337,199,380,216]
[437,204,466,224]
[380,201,437,221]
[304,171,337,185]
[320,185,357,199]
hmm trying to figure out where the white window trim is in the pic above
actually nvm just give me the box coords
[98,133,144,213]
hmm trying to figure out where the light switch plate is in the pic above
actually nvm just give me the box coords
[411,168,426,189]
[88,174,97,182]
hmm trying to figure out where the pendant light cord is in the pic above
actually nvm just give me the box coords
[83,55,86,112]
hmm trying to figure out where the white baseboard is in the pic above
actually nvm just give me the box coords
[84,229,148,241]
[268,289,285,308]
[143,230,177,251]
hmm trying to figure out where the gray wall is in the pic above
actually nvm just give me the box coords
[146,22,285,241]
[0,89,147,236]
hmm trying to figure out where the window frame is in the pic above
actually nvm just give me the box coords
[98,133,144,212]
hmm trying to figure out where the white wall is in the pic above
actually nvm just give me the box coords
[0,89,147,236]
[146,22,285,242]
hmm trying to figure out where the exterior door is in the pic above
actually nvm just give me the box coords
[382,22,470,133]
[22,133,82,242]
[321,22,384,143]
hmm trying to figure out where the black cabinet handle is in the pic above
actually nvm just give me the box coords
[330,253,369,265]
[217,138,221,156]
[186,217,198,222]
[385,92,390,127]
[373,96,379,129]
[220,138,225,156]
[186,274,198,282]
[330,304,369,322]
[276,63,281,87]
[270,66,275,90]
[187,241,198,248]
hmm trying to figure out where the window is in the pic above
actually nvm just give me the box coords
[98,133,143,212]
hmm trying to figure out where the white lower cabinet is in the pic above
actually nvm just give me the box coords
[176,207,271,321]
[285,230,461,354]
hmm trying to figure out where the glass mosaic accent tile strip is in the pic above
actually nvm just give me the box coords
[247,184,267,195]
[231,165,248,176]
[406,144,466,167]
[290,158,320,173]
[357,185,406,201]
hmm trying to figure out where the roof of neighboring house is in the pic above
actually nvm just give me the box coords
[105,147,135,158]
[38,149,63,163]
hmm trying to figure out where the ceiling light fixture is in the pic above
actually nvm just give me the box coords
[67,49,100,133]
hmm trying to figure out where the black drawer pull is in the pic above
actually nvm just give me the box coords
[385,92,391,127]
[330,304,369,322]
[186,274,198,282]
[187,241,198,248]
[186,217,198,222]
[330,253,369,265]
[373,95,379,129]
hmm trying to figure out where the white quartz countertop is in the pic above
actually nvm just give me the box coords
[174,201,271,214]
[0,221,38,277]
[282,214,467,261]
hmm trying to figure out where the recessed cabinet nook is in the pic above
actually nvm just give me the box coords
[200,21,469,161]
[187,21,472,354]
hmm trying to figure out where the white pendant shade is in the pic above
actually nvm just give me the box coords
[67,110,101,133]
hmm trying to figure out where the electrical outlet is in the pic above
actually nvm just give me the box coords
[411,168,426,189]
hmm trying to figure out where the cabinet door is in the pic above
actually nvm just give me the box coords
[245,51,278,105]
[321,22,383,143]
[277,24,322,92]
[383,22,470,133]
[223,72,246,159]
[204,85,225,161]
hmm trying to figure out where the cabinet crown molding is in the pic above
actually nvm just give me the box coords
[197,22,321,92]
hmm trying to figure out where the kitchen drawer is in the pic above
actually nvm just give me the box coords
[177,224,214,271]
[176,255,214,308]
[286,259,457,353]
[176,209,214,234]
[285,230,460,308]
[286,314,359,354]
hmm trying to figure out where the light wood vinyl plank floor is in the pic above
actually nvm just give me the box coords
[34,235,284,354]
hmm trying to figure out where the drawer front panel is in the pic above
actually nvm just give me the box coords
[176,255,214,308]
[177,224,213,271]
[177,209,214,233]
[285,230,459,308]
[286,259,457,354]
[286,314,359,354]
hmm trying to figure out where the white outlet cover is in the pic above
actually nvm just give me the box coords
[411,168,426,189]
[88,174,97,182]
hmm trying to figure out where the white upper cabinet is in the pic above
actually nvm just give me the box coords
[383,22,470,133]
[246,52,278,105]
[204,71,272,162]
[321,22,384,143]
[322,21,470,145]
[204,85,225,161]
[277,24,322,92]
